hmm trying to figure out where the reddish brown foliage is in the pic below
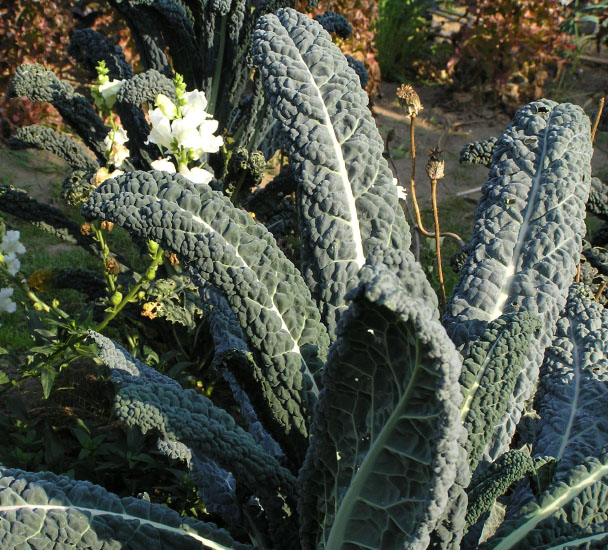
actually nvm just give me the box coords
[298,0,381,96]
[0,0,133,142]
[449,0,574,105]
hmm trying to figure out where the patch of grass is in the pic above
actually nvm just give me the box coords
[0,215,102,351]
[0,149,67,176]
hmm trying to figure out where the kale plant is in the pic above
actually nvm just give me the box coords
[1,4,607,550]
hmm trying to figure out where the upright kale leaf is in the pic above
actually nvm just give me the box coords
[444,100,593,462]
[299,264,465,550]
[253,9,436,338]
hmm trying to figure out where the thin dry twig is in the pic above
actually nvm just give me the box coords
[430,178,446,310]
[591,97,605,143]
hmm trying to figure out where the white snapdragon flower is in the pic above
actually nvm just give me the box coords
[4,253,20,276]
[171,118,204,151]
[147,86,222,185]
[147,89,223,156]
[150,157,177,173]
[97,79,124,109]
[104,127,130,168]
[192,119,223,158]
[1,231,26,256]
[0,287,16,314]
[181,90,209,127]
[156,94,178,119]
[147,108,174,150]
[178,165,214,185]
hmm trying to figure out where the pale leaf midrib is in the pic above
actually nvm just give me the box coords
[489,115,553,321]
[291,38,365,269]
[0,504,233,550]
[326,341,424,548]
[488,462,608,550]
[556,319,581,461]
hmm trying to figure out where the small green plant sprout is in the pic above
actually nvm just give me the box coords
[91,60,125,116]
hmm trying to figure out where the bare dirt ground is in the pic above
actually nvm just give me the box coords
[372,71,608,209]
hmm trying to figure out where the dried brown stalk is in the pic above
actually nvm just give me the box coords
[591,97,605,143]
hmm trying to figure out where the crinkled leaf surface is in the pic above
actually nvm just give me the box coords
[253,8,436,337]
[534,284,608,477]
[482,451,608,550]
[444,100,593,462]
[299,264,464,550]
[460,311,541,471]
[83,170,329,460]
[0,465,252,550]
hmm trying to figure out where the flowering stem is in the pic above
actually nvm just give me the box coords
[92,225,116,293]
[9,273,51,315]
[94,245,164,332]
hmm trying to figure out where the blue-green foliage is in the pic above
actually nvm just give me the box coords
[1,4,607,550]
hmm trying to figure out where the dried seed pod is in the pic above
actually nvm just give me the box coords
[426,147,445,180]
[165,251,180,265]
[396,84,423,118]
[80,222,93,236]
[100,220,114,232]
[105,257,120,275]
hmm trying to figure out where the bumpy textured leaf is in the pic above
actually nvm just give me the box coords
[108,0,173,77]
[68,28,133,80]
[482,451,608,550]
[89,330,299,547]
[299,264,465,550]
[465,450,536,531]
[9,125,99,172]
[533,284,608,477]
[253,8,436,337]
[7,64,108,160]
[587,177,608,221]
[83,170,329,460]
[460,312,541,471]
[313,11,352,38]
[0,465,252,550]
[460,137,498,167]
[198,282,283,457]
[444,99,593,462]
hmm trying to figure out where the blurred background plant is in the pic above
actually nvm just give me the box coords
[447,0,575,106]
[374,0,452,83]
[0,0,134,142]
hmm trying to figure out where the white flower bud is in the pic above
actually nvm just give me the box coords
[155,94,178,119]
[0,287,16,314]
[98,79,124,109]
